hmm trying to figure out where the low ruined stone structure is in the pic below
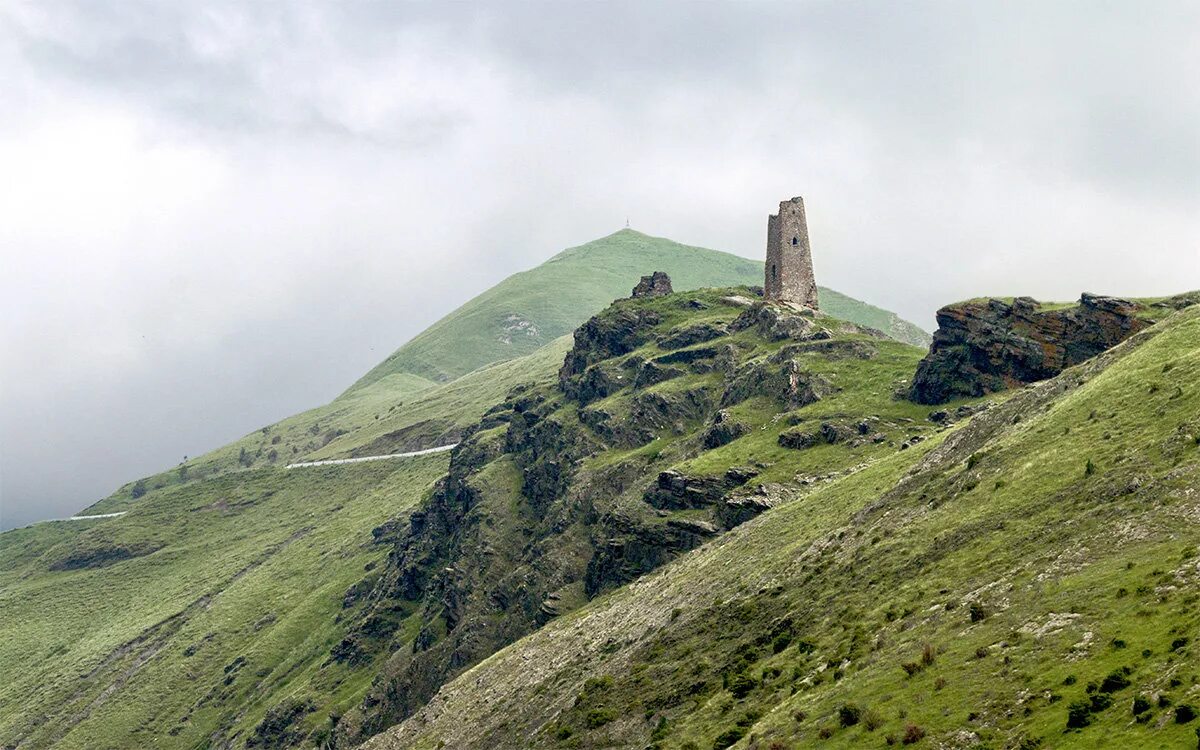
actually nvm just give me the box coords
[764,196,818,309]
[631,271,673,298]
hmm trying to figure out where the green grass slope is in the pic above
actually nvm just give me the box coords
[369,304,1200,750]
[0,342,572,749]
[0,457,446,749]
[346,229,930,391]
[325,287,940,747]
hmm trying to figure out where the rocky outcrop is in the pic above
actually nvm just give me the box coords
[642,467,758,511]
[701,410,749,448]
[630,271,673,298]
[910,293,1175,404]
[559,306,661,401]
[721,358,835,409]
[658,322,727,350]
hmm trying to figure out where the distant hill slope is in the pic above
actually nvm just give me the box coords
[0,339,573,750]
[346,229,930,392]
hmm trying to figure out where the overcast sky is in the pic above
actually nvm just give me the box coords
[1,1,1197,529]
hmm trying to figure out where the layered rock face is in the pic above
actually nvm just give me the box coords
[328,290,900,747]
[909,292,1194,404]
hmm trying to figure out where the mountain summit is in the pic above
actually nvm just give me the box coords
[347,229,930,392]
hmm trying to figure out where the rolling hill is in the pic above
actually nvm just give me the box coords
[0,231,930,749]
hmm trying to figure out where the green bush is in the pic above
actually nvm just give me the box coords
[1066,699,1093,728]
[838,703,862,727]
[585,708,616,728]
[727,672,757,699]
[1099,668,1131,693]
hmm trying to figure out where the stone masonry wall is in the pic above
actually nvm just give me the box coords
[764,196,819,309]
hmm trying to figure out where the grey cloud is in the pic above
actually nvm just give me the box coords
[1,1,1198,528]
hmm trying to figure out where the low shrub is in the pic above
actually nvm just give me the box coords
[585,708,616,728]
[902,723,926,744]
[1099,668,1131,693]
[838,703,862,727]
[1066,699,1093,729]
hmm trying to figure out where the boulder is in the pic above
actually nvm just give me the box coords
[722,358,835,409]
[778,428,819,450]
[644,467,758,510]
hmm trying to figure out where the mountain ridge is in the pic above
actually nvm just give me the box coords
[345,229,931,393]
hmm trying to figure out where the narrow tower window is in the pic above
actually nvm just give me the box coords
[791,236,799,246]
[771,264,777,281]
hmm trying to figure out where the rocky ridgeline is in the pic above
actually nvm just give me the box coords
[910,292,1198,404]
[325,283,899,747]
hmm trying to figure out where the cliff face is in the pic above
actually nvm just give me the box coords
[909,292,1196,404]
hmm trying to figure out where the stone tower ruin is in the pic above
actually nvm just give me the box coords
[764,196,819,309]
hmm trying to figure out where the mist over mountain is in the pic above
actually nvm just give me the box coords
[3,4,1200,750]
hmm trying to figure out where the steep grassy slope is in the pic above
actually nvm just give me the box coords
[368,304,1200,750]
[0,458,446,749]
[0,338,573,749]
[84,230,926,515]
[84,337,573,516]
[326,288,945,747]
[347,229,930,391]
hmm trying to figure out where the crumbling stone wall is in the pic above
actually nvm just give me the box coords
[764,196,819,309]
[631,271,673,298]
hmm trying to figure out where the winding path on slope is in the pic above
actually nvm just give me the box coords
[284,443,458,469]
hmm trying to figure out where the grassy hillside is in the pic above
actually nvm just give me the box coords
[0,339,572,748]
[368,304,1200,750]
[0,457,446,749]
[0,228,931,749]
[346,229,930,391]
[326,287,938,747]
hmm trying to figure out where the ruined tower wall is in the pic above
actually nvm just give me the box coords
[763,196,818,309]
